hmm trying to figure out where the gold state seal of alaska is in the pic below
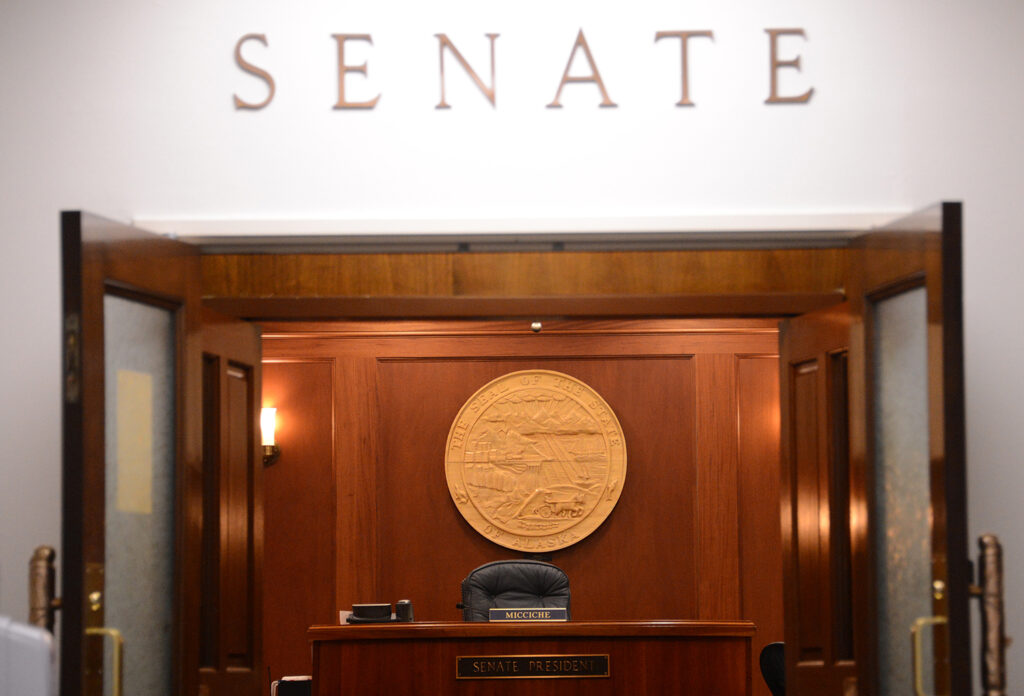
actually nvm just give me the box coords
[445,370,627,552]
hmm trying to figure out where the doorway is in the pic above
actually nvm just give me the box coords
[62,203,970,696]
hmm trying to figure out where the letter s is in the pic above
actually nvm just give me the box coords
[234,33,275,109]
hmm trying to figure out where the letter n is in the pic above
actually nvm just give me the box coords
[436,33,499,108]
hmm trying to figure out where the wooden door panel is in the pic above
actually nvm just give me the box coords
[793,361,826,662]
[780,302,856,695]
[200,309,264,695]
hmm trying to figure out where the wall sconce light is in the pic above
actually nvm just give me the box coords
[261,407,281,466]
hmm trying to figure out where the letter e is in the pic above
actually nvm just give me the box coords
[765,28,814,104]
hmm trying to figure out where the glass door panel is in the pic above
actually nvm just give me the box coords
[871,285,935,696]
[101,294,176,696]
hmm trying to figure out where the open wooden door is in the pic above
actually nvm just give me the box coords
[781,202,969,696]
[61,211,204,696]
[62,212,265,696]
[847,201,969,696]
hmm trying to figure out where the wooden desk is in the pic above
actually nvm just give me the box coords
[309,620,755,695]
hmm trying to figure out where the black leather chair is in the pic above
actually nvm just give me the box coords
[459,560,571,622]
[759,642,785,696]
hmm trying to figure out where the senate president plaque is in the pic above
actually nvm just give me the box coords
[445,370,627,552]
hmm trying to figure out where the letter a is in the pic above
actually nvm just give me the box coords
[547,29,616,108]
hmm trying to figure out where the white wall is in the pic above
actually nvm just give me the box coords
[2,0,1022,685]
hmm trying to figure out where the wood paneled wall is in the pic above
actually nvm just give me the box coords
[204,249,847,298]
[260,318,784,695]
[260,361,336,684]
[202,249,846,319]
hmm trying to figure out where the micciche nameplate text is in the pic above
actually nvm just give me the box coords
[488,607,568,622]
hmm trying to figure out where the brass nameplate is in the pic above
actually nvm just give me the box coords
[456,654,609,679]
[489,607,567,622]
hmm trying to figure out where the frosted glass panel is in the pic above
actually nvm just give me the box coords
[872,286,932,696]
[103,295,175,696]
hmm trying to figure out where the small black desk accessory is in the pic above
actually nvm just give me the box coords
[345,600,415,624]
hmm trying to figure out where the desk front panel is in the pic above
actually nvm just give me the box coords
[312,622,752,696]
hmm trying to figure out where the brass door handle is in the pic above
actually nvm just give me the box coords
[29,546,59,632]
[86,627,124,696]
[911,615,947,696]
[974,534,1008,696]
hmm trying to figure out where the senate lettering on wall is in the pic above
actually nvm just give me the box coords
[445,370,627,552]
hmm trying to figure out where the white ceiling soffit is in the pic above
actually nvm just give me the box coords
[132,212,908,253]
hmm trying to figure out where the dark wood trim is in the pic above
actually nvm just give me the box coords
[862,273,926,304]
[199,354,222,670]
[827,349,854,663]
[206,293,844,320]
[940,202,970,696]
[308,619,757,641]
[105,280,184,311]
[260,317,780,339]
[60,211,85,696]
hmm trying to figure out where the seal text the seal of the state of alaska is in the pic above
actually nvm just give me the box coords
[445,370,627,552]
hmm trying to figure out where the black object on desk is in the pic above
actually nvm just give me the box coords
[345,600,416,624]
[272,676,311,696]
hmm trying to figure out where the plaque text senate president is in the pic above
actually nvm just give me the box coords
[456,654,610,679]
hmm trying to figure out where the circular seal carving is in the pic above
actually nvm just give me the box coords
[445,370,627,552]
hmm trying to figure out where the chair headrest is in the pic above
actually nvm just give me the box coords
[460,560,570,622]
